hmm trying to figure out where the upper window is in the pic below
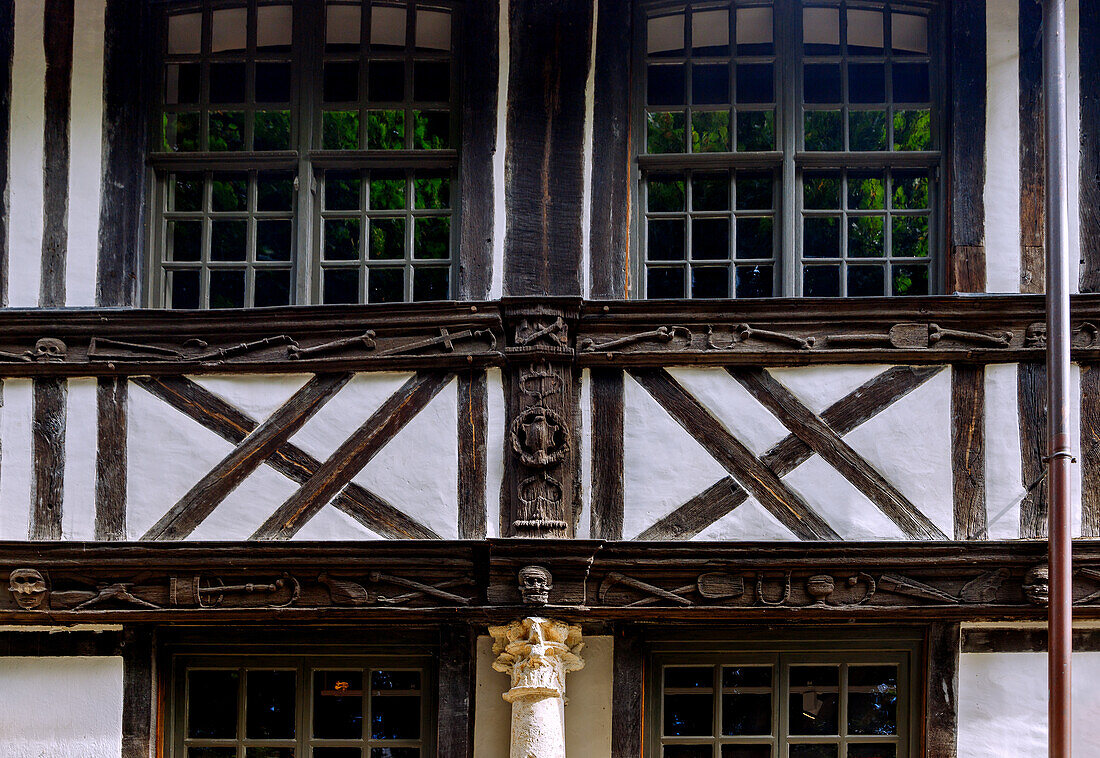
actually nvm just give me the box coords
[636,0,940,298]
[151,0,458,308]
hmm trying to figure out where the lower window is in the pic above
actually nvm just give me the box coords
[648,635,918,758]
[171,654,434,757]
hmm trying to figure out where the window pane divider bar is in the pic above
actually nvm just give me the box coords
[309,149,458,169]
[795,150,940,169]
[149,150,299,170]
[637,151,784,170]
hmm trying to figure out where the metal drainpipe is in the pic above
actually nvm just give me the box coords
[1043,0,1073,752]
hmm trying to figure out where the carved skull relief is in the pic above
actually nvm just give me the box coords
[1023,564,1050,605]
[29,337,66,363]
[8,568,48,610]
[518,565,553,605]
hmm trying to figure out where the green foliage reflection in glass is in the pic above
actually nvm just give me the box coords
[893,109,931,150]
[324,111,360,149]
[415,176,450,209]
[737,111,775,151]
[804,110,842,151]
[368,110,405,149]
[647,111,686,153]
[209,112,246,151]
[691,111,730,152]
[255,111,291,150]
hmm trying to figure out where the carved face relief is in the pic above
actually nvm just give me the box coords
[8,568,48,610]
[1023,565,1050,605]
[518,566,553,605]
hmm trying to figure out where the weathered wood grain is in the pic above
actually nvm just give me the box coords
[143,373,352,540]
[611,625,643,758]
[135,376,439,539]
[458,370,487,539]
[121,626,154,758]
[437,624,476,758]
[503,0,593,295]
[925,622,960,758]
[730,367,948,540]
[590,368,625,539]
[629,368,840,540]
[1018,361,1048,537]
[951,365,987,539]
[31,378,66,539]
[1019,0,1044,293]
[0,0,13,306]
[1081,363,1100,535]
[637,365,942,539]
[1082,0,1100,291]
[962,627,1100,652]
[0,630,122,656]
[948,0,986,292]
[254,372,454,540]
[40,0,74,306]
[95,376,127,540]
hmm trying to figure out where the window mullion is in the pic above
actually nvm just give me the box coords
[294,0,319,305]
[778,0,799,297]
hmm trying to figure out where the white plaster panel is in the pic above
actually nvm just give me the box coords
[784,454,905,539]
[7,0,45,307]
[474,634,512,758]
[353,377,459,539]
[288,372,411,462]
[62,378,97,540]
[693,496,797,540]
[844,366,954,536]
[959,649,1100,756]
[622,372,728,539]
[0,379,33,540]
[669,367,788,455]
[64,0,106,306]
[768,364,888,415]
[985,363,1024,538]
[0,656,123,758]
[984,0,1021,292]
[191,374,312,422]
[578,370,592,538]
[292,501,381,540]
[486,368,504,538]
[490,0,508,300]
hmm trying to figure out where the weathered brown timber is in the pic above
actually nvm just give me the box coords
[457,0,498,300]
[95,376,127,540]
[948,0,986,292]
[135,376,438,540]
[629,368,840,540]
[611,624,643,758]
[730,367,948,540]
[458,370,488,539]
[0,629,122,656]
[503,0,592,295]
[961,627,1100,652]
[637,366,941,539]
[951,365,987,539]
[1019,0,1045,293]
[121,626,154,758]
[589,0,632,299]
[254,372,454,540]
[144,373,352,541]
[590,368,625,539]
[1084,364,1100,536]
[40,0,73,306]
[925,622,960,758]
[437,624,476,758]
[30,378,66,540]
[1083,0,1100,292]
[1018,361,1048,537]
[0,0,12,306]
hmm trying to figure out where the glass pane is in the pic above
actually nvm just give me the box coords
[692,266,729,298]
[372,5,407,49]
[648,174,686,212]
[737,174,773,210]
[212,173,247,212]
[327,171,362,211]
[804,110,842,151]
[313,670,364,739]
[850,111,887,151]
[692,218,730,260]
[165,112,201,152]
[323,268,360,304]
[736,7,773,55]
[692,173,728,211]
[370,750,418,758]
[413,267,449,301]
[257,220,293,261]
[210,62,247,104]
[168,12,201,55]
[849,64,885,104]
[666,667,713,688]
[166,63,200,105]
[893,13,929,54]
[804,64,842,104]
[255,111,291,150]
[256,5,293,50]
[893,110,931,151]
[736,217,773,259]
[246,670,296,739]
[790,747,839,758]
[414,217,449,259]
[691,110,730,152]
[664,748,710,758]
[324,111,361,150]
[847,9,884,55]
[720,747,771,758]
[415,10,451,50]
[648,14,685,57]
[650,64,686,106]
[371,695,421,739]
[325,219,360,261]
[804,265,841,296]
[169,221,202,262]
[848,745,897,758]
[893,63,930,103]
[210,269,245,308]
[244,749,294,758]
[370,60,406,102]
[254,270,291,307]
[371,172,406,210]
[413,110,449,149]
[211,220,247,261]
[211,8,247,53]
[736,264,772,297]
[368,267,405,303]
[414,61,449,102]
[648,219,686,260]
[257,62,292,103]
[367,110,406,149]
[892,171,929,209]
[848,665,899,736]
[314,750,361,758]
[327,5,361,49]
[664,693,714,736]
[804,174,841,209]
[722,691,771,735]
[803,7,840,54]
[848,173,885,210]
[415,175,450,209]
[258,172,295,212]
[849,216,884,257]
[189,749,237,758]
[893,216,929,257]
[170,270,200,309]
[848,264,885,295]
[788,666,841,735]
[209,111,247,151]
[805,217,841,257]
[692,9,729,55]
[691,64,727,105]
[736,64,773,104]
[325,61,360,102]
[647,111,686,153]
[723,667,772,688]
[370,218,406,260]
[647,267,685,298]
[736,111,774,151]
[170,173,203,212]
[893,264,929,295]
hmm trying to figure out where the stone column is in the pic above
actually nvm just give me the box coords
[490,617,585,758]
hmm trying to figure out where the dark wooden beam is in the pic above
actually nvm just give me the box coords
[254,372,454,540]
[629,368,840,540]
[31,377,66,539]
[1018,361,1047,537]
[98,0,149,306]
[590,368,624,539]
[0,0,13,306]
[611,624,643,758]
[1019,0,1044,293]
[0,630,122,656]
[1080,0,1100,292]
[458,370,487,539]
[95,376,127,540]
[1082,363,1100,536]
[589,0,631,299]
[637,365,942,540]
[962,627,1100,652]
[503,0,593,295]
[135,376,439,540]
[948,0,986,292]
[144,373,352,540]
[925,622,960,758]
[40,0,74,306]
[437,624,476,758]
[457,0,498,300]
[951,365,987,539]
[121,626,154,758]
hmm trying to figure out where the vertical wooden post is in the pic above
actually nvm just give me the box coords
[925,622,960,758]
[951,365,987,539]
[611,625,643,758]
[121,625,155,758]
[1081,0,1100,292]
[1019,0,1045,293]
[40,0,74,307]
[0,0,14,306]
[95,376,127,540]
[1019,361,1048,537]
[458,370,488,539]
[31,377,66,540]
[591,368,624,539]
[1081,363,1100,536]
[437,624,476,758]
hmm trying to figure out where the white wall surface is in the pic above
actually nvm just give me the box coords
[984,0,1021,292]
[0,655,123,758]
[0,379,33,539]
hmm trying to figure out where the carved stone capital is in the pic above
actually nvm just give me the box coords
[490,617,584,702]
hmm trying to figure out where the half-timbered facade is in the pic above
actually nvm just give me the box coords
[1,0,1099,756]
